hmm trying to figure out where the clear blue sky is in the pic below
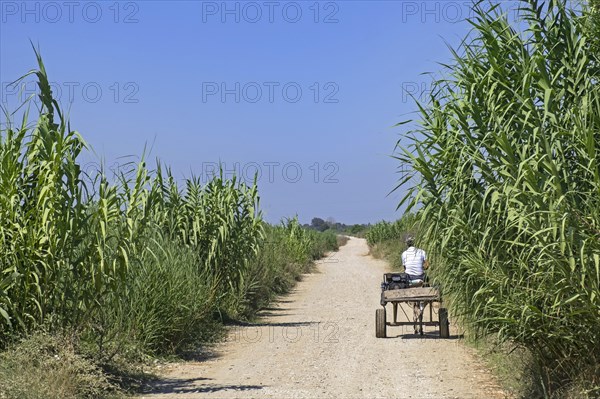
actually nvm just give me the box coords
[0,1,516,224]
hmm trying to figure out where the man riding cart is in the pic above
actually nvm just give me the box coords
[375,236,449,338]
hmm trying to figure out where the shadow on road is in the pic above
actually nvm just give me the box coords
[229,320,317,328]
[144,377,264,395]
[400,331,464,340]
[178,345,223,362]
[381,330,465,340]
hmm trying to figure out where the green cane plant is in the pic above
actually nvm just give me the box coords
[395,0,600,395]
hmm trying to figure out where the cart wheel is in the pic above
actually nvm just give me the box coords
[376,308,386,338]
[439,308,450,338]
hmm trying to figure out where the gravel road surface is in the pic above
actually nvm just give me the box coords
[141,237,508,399]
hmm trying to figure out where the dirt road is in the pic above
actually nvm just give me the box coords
[141,237,507,399]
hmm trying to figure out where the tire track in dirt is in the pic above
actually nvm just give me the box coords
[140,237,508,399]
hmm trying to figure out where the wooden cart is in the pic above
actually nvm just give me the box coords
[375,273,449,338]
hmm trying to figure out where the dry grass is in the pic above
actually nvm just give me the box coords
[336,235,350,247]
[0,332,121,399]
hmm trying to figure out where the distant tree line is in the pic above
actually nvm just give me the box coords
[304,217,370,235]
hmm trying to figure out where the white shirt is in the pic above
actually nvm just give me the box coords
[401,246,427,277]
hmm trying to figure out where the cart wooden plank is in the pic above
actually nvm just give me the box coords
[383,287,440,302]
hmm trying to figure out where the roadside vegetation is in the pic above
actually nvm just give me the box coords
[365,214,419,268]
[390,0,600,397]
[0,51,341,398]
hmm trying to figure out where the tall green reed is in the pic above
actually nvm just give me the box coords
[0,50,264,348]
[395,0,600,393]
